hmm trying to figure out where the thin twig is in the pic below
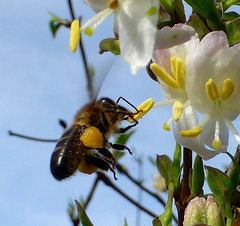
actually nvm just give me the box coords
[97,172,158,218]
[83,176,100,209]
[67,0,93,100]
[8,130,58,142]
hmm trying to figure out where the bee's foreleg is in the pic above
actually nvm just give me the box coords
[110,143,132,155]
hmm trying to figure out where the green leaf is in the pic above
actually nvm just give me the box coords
[115,131,135,145]
[184,0,224,30]
[223,11,240,23]
[156,155,174,184]
[99,38,120,55]
[187,13,210,39]
[191,155,204,196]
[205,166,229,198]
[172,144,181,191]
[222,0,240,11]
[124,217,128,226]
[49,12,70,37]
[226,17,240,45]
[75,200,94,226]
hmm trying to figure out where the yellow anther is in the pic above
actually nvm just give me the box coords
[180,126,202,137]
[220,78,235,100]
[150,63,179,89]
[171,57,185,89]
[128,98,155,122]
[212,140,222,149]
[80,126,103,149]
[163,122,171,131]
[146,6,158,16]
[107,0,119,9]
[69,20,80,52]
[84,27,94,36]
[205,78,220,102]
[172,101,183,121]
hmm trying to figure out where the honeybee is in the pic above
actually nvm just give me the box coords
[50,97,139,181]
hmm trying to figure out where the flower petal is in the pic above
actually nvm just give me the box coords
[173,106,221,160]
[83,0,109,12]
[116,0,159,74]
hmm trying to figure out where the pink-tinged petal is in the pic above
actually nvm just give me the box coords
[83,0,109,12]
[155,24,197,49]
[173,106,221,160]
[117,0,159,74]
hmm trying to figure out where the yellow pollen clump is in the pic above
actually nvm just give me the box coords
[172,101,183,121]
[107,0,118,9]
[180,126,202,137]
[163,122,171,131]
[128,98,155,122]
[78,159,98,174]
[205,78,220,102]
[220,78,234,100]
[80,126,103,149]
[69,20,80,52]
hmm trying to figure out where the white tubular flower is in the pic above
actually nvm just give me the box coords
[182,31,240,156]
[151,25,219,159]
[81,0,159,74]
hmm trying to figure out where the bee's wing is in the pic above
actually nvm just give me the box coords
[91,56,116,102]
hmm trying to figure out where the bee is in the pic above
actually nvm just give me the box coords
[50,97,139,181]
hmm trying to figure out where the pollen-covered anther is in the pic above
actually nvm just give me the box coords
[80,126,103,149]
[84,27,94,36]
[128,98,155,122]
[220,78,234,100]
[170,57,185,89]
[69,20,80,52]
[205,78,220,102]
[163,122,171,131]
[172,101,183,121]
[180,126,202,137]
[150,63,179,89]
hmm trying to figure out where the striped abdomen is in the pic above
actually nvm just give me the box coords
[50,125,84,180]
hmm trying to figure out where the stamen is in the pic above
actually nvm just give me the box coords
[171,57,185,89]
[80,8,114,36]
[69,20,80,52]
[220,78,234,100]
[180,126,202,137]
[150,63,179,89]
[163,118,172,131]
[172,101,183,121]
[212,121,221,149]
[129,98,155,122]
[205,78,220,102]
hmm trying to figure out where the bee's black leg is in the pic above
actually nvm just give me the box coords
[97,147,116,167]
[86,156,118,180]
[110,143,132,155]
[117,120,138,133]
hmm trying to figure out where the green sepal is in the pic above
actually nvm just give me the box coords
[75,200,94,226]
[156,155,174,184]
[191,155,204,196]
[99,38,120,55]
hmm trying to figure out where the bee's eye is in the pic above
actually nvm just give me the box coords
[99,97,116,109]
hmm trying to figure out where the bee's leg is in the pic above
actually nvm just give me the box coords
[97,147,116,167]
[110,143,132,155]
[86,156,117,180]
[117,120,138,133]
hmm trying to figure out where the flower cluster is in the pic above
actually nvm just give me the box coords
[152,25,240,159]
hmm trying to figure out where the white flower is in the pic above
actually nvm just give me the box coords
[81,0,160,74]
[151,25,232,159]
[182,31,240,155]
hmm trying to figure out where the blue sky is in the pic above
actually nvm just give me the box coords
[1,1,240,226]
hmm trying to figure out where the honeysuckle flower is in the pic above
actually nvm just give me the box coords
[151,25,221,159]
[181,31,240,155]
[183,196,224,226]
[78,0,160,74]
